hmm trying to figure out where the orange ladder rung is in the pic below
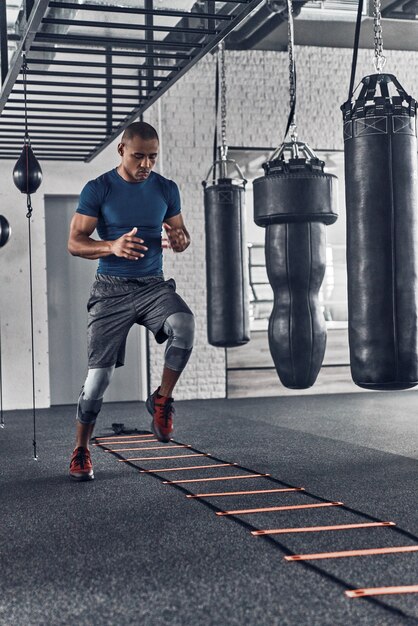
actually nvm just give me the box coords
[346,585,418,598]
[107,444,192,452]
[187,487,304,499]
[94,434,155,442]
[252,522,396,536]
[140,463,234,473]
[285,545,418,561]
[118,453,207,462]
[217,502,343,516]
[163,474,270,485]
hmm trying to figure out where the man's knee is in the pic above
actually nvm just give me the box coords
[163,312,195,371]
[164,312,195,348]
[77,395,103,425]
[76,366,115,424]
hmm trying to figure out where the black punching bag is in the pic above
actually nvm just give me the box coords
[204,178,250,347]
[0,216,11,248]
[254,154,338,388]
[13,143,43,195]
[341,74,418,389]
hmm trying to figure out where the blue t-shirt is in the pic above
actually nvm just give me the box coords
[76,168,181,277]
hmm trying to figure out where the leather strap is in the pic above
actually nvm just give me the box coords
[348,0,364,102]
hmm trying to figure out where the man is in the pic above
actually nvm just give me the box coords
[67,121,194,481]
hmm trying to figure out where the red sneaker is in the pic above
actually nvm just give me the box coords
[146,387,175,443]
[69,447,94,481]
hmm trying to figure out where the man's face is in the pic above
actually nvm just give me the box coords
[118,135,159,182]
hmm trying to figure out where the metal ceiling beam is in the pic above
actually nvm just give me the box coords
[29,45,191,60]
[0,113,123,122]
[7,99,142,108]
[34,33,204,50]
[5,140,101,145]
[16,79,170,88]
[3,105,127,117]
[48,1,235,21]
[0,121,118,128]
[0,153,91,157]
[41,17,218,36]
[0,147,91,152]
[86,0,265,161]
[106,47,112,136]
[0,126,106,135]
[12,91,146,100]
[0,2,8,85]
[26,63,177,72]
[145,0,154,97]
[0,0,50,113]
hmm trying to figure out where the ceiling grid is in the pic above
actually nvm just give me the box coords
[0,0,265,161]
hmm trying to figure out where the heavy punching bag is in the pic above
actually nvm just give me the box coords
[253,0,338,388]
[202,41,250,348]
[254,150,338,388]
[204,174,250,347]
[341,0,418,389]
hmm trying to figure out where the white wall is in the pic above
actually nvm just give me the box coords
[0,146,125,410]
[1,45,418,409]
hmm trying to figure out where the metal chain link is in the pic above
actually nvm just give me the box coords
[286,0,297,142]
[373,0,386,73]
[219,40,227,156]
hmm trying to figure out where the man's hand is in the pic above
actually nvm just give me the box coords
[110,227,148,260]
[163,223,190,253]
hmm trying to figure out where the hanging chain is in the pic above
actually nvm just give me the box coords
[373,0,386,73]
[219,40,227,160]
[286,0,297,143]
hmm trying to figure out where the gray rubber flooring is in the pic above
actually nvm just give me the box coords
[1,391,418,626]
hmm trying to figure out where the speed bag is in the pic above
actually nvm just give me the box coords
[204,178,250,347]
[341,73,418,390]
[0,215,11,248]
[253,158,338,388]
[13,143,43,195]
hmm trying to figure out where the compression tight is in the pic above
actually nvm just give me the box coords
[76,312,194,424]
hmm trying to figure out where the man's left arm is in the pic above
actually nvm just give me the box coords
[163,214,191,253]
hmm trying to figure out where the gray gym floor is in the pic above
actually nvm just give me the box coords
[1,391,418,626]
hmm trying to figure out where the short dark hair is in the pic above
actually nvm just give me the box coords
[121,121,159,143]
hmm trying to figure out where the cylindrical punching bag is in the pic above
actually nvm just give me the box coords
[0,216,11,248]
[253,155,338,388]
[204,178,250,347]
[341,74,418,390]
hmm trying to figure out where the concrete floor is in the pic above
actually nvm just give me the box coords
[1,391,418,626]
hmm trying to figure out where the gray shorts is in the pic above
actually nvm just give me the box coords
[87,274,193,368]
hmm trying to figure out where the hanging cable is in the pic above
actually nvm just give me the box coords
[347,0,364,102]
[23,52,37,460]
[27,209,37,460]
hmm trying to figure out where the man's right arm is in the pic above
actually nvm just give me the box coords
[68,214,147,261]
